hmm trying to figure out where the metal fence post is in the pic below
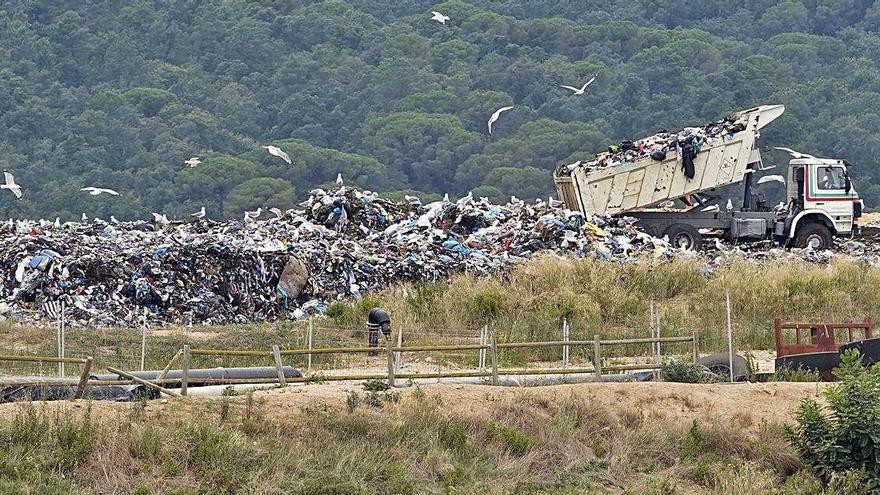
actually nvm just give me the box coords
[563,318,570,369]
[593,334,602,378]
[490,339,498,386]
[395,326,403,373]
[479,325,487,370]
[307,318,313,373]
[181,345,190,396]
[385,338,395,388]
[140,307,148,372]
[726,290,734,383]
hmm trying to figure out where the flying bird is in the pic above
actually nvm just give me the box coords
[184,157,202,168]
[487,105,514,134]
[269,207,284,219]
[560,76,597,95]
[430,11,449,24]
[756,175,786,186]
[1,172,22,199]
[81,187,119,196]
[191,207,206,219]
[336,173,344,185]
[263,145,292,164]
[774,147,816,159]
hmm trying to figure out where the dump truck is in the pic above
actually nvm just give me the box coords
[553,105,863,250]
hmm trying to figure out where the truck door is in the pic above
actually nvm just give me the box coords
[804,165,856,233]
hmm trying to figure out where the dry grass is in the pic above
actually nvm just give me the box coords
[0,387,822,494]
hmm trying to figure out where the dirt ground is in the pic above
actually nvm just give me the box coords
[0,380,823,429]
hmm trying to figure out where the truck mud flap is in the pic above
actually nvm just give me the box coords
[775,351,839,381]
[839,338,880,366]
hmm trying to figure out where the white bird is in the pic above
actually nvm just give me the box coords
[756,175,786,186]
[726,199,733,212]
[269,207,284,218]
[443,193,450,202]
[184,157,202,168]
[336,173,344,185]
[487,105,514,134]
[560,76,597,95]
[244,207,262,221]
[262,145,292,164]
[81,213,88,222]
[774,147,816,160]
[81,187,119,196]
[53,217,60,229]
[151,212,170,225]
[701,204,720,212]
[430,11,449,24]
[191,207,206,219]
[110,215,119,224]
[1,172,22,199]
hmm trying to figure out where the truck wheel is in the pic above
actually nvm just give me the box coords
[794,223,832,249]
[663,224,703,251]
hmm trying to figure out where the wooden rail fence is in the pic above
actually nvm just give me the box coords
[0,333,698,397]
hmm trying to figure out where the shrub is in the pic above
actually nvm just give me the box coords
[786,349,880,489]
[661,360,716,383]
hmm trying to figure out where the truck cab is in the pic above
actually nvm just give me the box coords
[782,158,861,249]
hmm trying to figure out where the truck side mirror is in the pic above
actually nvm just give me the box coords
[845,175,852,193]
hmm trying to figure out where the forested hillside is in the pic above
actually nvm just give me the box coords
[2,0,880,220]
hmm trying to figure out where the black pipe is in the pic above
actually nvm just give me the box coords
[94,366,302,384]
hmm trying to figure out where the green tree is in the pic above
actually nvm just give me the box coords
[224,177,294,218]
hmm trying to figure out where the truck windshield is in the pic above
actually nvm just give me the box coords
[817,167,846,190]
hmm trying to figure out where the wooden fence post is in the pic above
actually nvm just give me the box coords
[562,319,570,369]
[181,345,190,396]
[385,338,395,388]
[692,332,699,363]
[158,349,183,381]
[490,339,498,386]
[593,334,602,378]
[272,345,287,387]
[479,325,487,370]
[74,356,92,400]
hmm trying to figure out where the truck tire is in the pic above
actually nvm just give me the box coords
[794,222,832,250]
[663,224,703,251]
[698,352,749,381]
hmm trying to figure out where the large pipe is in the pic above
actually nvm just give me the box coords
[94,366,302,386]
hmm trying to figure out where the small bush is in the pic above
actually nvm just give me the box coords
[771,365,820,382]
[661,360,716,383]
[786,349,880,489]
[362,379,390,392]
[364,391,383,408]
[486,423,531,457]
[346,391,360,413]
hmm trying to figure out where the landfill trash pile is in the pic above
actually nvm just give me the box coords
[564,111,750,174]
[0,187,874,328]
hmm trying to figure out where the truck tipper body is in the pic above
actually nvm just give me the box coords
[553,105,862,250]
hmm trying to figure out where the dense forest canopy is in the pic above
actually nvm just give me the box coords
[2,0,880,220]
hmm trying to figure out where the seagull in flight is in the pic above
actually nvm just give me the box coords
[774,147,816,159]
[487,106,514,134]
[263,145,292,164]
[191,207,206,219]
[1,172,22,199]
[756,175,785,186]
[430,11,449,24]
[560,76,597,95]
[184,157,202,168]
[269,207,284,219]
[81,187,119,196]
